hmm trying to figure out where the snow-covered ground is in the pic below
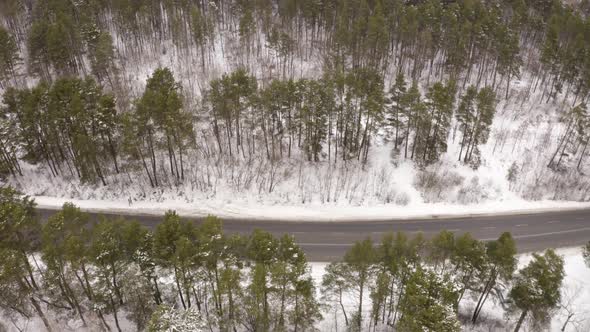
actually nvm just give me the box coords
[5,11,590,218]
[10,79,590,221]
[32,193,590,221]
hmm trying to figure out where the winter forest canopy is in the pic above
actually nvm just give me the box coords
[1,0,590,330]
[1,0,590,205]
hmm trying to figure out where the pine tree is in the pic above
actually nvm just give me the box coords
[300,78,333,162]
[509,249,565,332]
[123,220,162,305]
[41,203,92,325]
[468,87,496,167]
[46,78,108,184]
[456,86,496,167]
[403,82,426,160]
[495,26,522,99]
[369,267,391,328]
[0,188,51,331]
[45,18,77,75]
[321,262,352,327]
[428,230,455,275]
[239,6,256,58]
[28,19,51,80]
[244,229,278,331]
[207,69,258,158]
[152,211,196,310]
[343,238,377,331]
[388,72,408,152]
[422,81,456,164]
[2,85,57,174]
[365,0,388,67]
[450,233,487,307]
[378,232,426,326]
[198,215,237,326]
[136,67,192,183]
[87,31,116,86]
[97,93,120,173]
[456,86,478,162]
[549,103,589,170]
[0,26,19,85]
[540,15,562,100]
[345,67,385,162]
[0,88,22,176]
[89,217,133,332]
[396,267,461,332]
[0,247,53,331]
[190,5,213,69]
[0,187,39,263]
[270,234,321,330]
[472,232,517,323]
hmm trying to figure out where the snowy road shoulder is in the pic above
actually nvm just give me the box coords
[32,195,590,221]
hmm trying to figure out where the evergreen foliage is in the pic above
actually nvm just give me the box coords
[0,0,589,188]
[508,249,565,332]
[0,0,589,327]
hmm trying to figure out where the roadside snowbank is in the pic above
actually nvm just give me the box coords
[33,194,590,221]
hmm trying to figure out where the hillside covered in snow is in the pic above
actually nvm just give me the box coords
[1,0,590,215]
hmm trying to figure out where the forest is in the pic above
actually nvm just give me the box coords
[0,0,590,207]
[2,0,590,331]
[0,187,579,331]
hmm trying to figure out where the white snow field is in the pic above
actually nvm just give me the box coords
[31,193,590,221]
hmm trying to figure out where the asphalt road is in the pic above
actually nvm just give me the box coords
[37,208,590,261]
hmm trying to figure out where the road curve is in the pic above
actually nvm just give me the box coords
[37,208,590,261]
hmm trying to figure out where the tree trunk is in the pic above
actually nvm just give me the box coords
[174,267,187,309]
[147,131,158,186]
[577,141,588,171]
[107,134,119,173]
[472,271,495,323]
[548,120,573,168]
[138,147,154,187]
[513,310,527,332]
[30,296,52,332]
[152,277,162,305]
[339,290,349,326]
[358,276,364,330]
[110,295,122,332]
[561,313,574,332]
[458,125,468,161]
